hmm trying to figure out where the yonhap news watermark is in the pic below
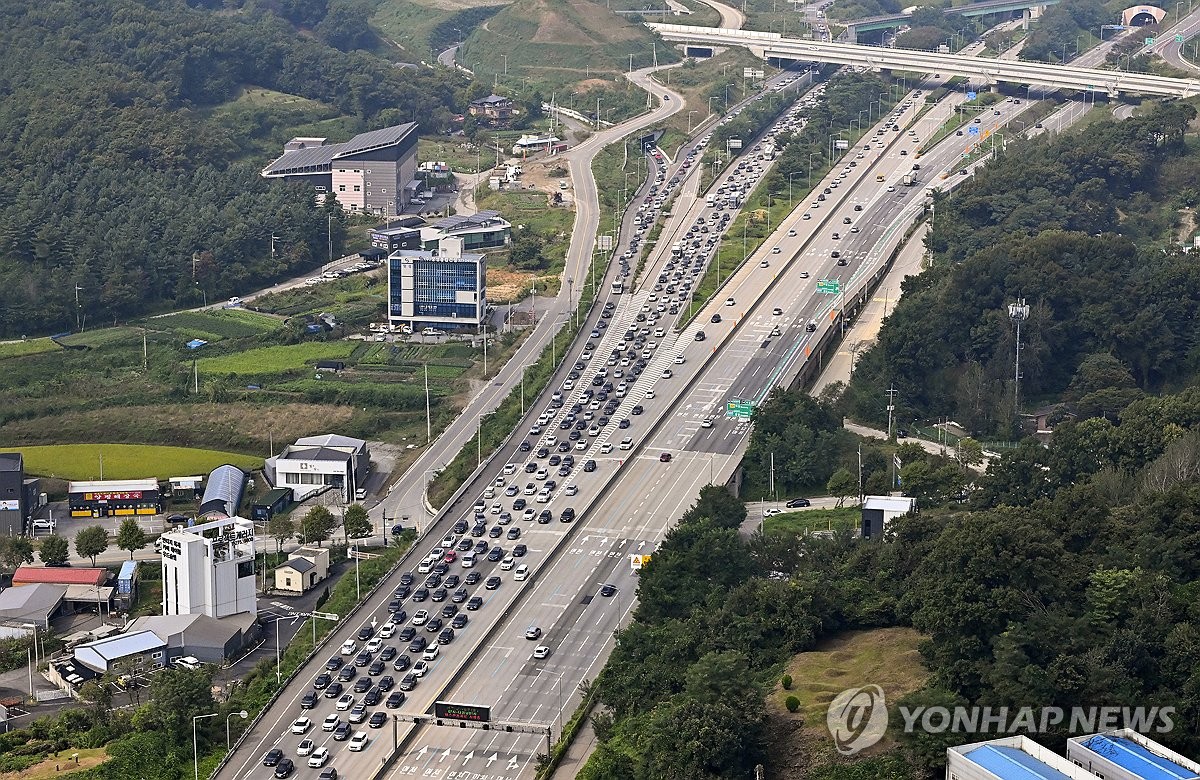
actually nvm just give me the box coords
[826,685,1177,755]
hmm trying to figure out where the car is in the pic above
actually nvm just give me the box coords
[386,691,407,708]
[263,748,285,767]
[308,747,330,769]
[412,609,429,626]
[380,646,397,662]
[583,459,597,472]
[322,714,340,731]
[332,722,352,741]
[525,626,542,640]
[336,694,355,711]
[324,681,344,699]
[725,297,735,306]
[695,331,706,342]
[438,627,456,645]
[451,613,469,629]
[349,703,369,723]
[297,738,315,757]
[273,759,296,778]
[354,676,372,693]
[357,625,374,641]
[318,769,338,780]
[379,622,396,639]
[786,498,812,508]
[422,643,441,661]
[369,711,388,729]
[532,645,551,660]
[467,595,484,610]
[354,651,372,668]
[425,617,444,633]
[399,674,418,691]
[485,576,502,590]
[337,665,357,684]
[348,731,369,752]
[398,626,416,642]
[600,583,617,597]
[300,691,318,709]
[378,674,395,691]
[340,640,357,655]
[364,687,382,706]
[710,313,722,324]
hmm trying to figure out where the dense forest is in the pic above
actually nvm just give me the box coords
[0,0,465,337]
[581,386,1200,778]
[845,101,1200,436]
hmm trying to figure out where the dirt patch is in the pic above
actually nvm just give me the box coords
[1176,207,1196,243]
[9,747,109,779]
[486,265,540,302]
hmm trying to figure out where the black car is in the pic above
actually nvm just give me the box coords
[314,672,332,690]
[785,498,811,508]
[301,691,318,709]
[518,441,531,452]
[263,748,284,767]
[324,681,344,698]
[387,598,404,613]
[513,544,527,557]
[560,507,576,522]
[354,676,372,693]
[583,460,597,472]
[357,626,374,641]
[273,758,295,778]
[399,674,419,691]
[386,691,407,709]
[711,313,722,323]
[451,613,469,629]
[325,657,344,672]
[467,596,484,611]
[488,526,502,538]
[485,576,501,590]
[444,574,460,588]
[393,585,411,599]
[631,405,644,415]
[465,571,482,585]
[399,572,415,586]
[425,617,444,633]
[513,498,527,511]
[507,527,521,540]
[333,722,352,741]
[452,520,468,534]
[364,687,382,706]
[408,636,428,653]
[380,646,397,662]
[430,588,448,602]
[398,626,416,642]
[425,572,443,589]
[538,510,552,524]
[471,523,486,537]
[368,660,386,676]
[377,675,395,691]
[369,711,388,729]
[600,583,618,597]
[392,654,412,672]
[437,627,456,645]
[440,604,459,619]
[451,588,468,603]
[411,588,429,602]
[354,652,372,667]
[487,546,504,562]
[618,419,630,429]
[337,665,356,682]
[319,769,338,780]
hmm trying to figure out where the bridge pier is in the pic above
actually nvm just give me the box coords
[1022,8,1031,30]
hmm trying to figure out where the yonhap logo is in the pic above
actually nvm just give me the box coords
[827,685,889,755]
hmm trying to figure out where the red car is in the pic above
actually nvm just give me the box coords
[443,550,457,563]
[659,453,672,463]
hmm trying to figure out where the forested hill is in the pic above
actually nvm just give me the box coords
[0,0,463,338]
[846,101,1200,436]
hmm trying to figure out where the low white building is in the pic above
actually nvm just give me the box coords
[947,735,1097,780]
[264,434,370,504]
[860,495,917,538]
[160,516,256,620]
[1066,730,1200,780]
[274,547,331,595]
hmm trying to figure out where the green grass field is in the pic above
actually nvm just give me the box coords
[764,507,860,536]
[0,338,61,360]
[12,444,263,481]
[198,342,358,376]
[149,309,282,342]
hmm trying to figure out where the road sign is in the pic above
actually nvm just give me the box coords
[597,234,613,251]
[727,399,755,418]
[816,279,841,294]
[1145,36,1155,45]
[630,554,652,570]
[311,611,339,621]
[968,126,980,136]
[435,701,491,723]
[966,91,977,100]
[1177,34,1185,42]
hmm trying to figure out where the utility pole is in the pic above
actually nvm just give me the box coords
[327,215,334,264]
[885,385,898,440]
[768,452,775,499]
[424,364,432,445]
[1009,299,1029,420]
[74,284,83,332]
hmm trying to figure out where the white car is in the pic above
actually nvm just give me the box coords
[307,747,330,768]
[503,463,517,475]
[701,418,713,429]
[532,645,551,660]
[619,438,633,450]
[336,694,355,711]
[674,355,685,364]
[322,714,339,731]
[348,732,369,752]
[422,645,440,661]
[412,610,429,626]
[412,660,430,678]
[600,443,613,454]
[565,485,579,496]
[365,637,383,653]
[379,622,396,639]
[500,556,516,571]
[764,507,783,517]
[725,298,735,306]
[297,739,315,757]
[291,717,312,735]
[340,640,357,656]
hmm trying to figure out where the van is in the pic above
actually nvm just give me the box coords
[422,327,439,336]
[514,564,530,581]
[174,656,203,671]
[876,174,885,183]
[462,553,477,569]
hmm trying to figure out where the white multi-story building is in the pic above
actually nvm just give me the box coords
[160,516,256,620]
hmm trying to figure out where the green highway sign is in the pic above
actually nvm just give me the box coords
[1145,36,1155,45]
[726,399,755,419]
[1177,34,1185,42]
[816,279,841,294]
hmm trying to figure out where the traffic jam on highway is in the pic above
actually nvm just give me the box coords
[236,44,1053,780]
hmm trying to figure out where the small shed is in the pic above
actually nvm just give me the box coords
[116,561,139,610]
[273,546,330,595]
[251,487,292,522]
[315,359,345,372]
[860,495,917,539]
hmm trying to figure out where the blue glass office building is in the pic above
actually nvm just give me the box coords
[387,237,487,330]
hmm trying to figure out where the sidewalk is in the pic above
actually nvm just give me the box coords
[811,223,928,396]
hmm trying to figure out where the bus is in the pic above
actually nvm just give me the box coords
[611,280,624,295]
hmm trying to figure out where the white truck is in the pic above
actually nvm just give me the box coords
[902,173,916,186]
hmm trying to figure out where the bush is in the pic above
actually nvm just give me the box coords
[785,695,801,713]
[781,674,793,690]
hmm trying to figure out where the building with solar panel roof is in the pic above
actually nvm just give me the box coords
[261,123,419,215]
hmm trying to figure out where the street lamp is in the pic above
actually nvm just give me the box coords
[787,171,803,205]
[226,710,249,749]
[688,109,697,132]
[266,615,294,684]
[194,712,219,780]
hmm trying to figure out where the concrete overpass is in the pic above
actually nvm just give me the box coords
[846,0,1059,39]
[648,23,1200,96]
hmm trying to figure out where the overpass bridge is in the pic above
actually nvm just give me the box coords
[647,23,1200,97]
[846,0,1059,39]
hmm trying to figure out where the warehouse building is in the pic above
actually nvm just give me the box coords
[160,516,256,620]
[250,487,292,523]
[265,434,370,504]
[0,453,41,535]
[73,630,166,674]
[387,237,487,332]
[0,583,65,630]
[126,613,252,665]
[947,735,1096,780]
[860,495,917,539]
[68,478,162,518]
[420,210,511,252]
[198,465,247,520]
[261,123,420,215]
[1067,730,1200,780]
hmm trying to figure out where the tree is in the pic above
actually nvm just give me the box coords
[0,536,35,571]
[39,534,70,567]
[679,485,746,529]
[132,666,216,746]
[298,506,337,546]
[955,437,984,471]
[267,514,295,553]
[826,468,858,507]
[343,503,372,540]
[74,525,109,566]
[116,518,147,560]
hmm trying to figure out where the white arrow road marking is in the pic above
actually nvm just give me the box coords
[415,745,429,757]
[439,747,452,762]
[486,753,499,767]
[508,755,521,770]
[461,750,475,765]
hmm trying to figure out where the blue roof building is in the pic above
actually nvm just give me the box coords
[948,736,1096,780]
[1068,731,1200,780]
